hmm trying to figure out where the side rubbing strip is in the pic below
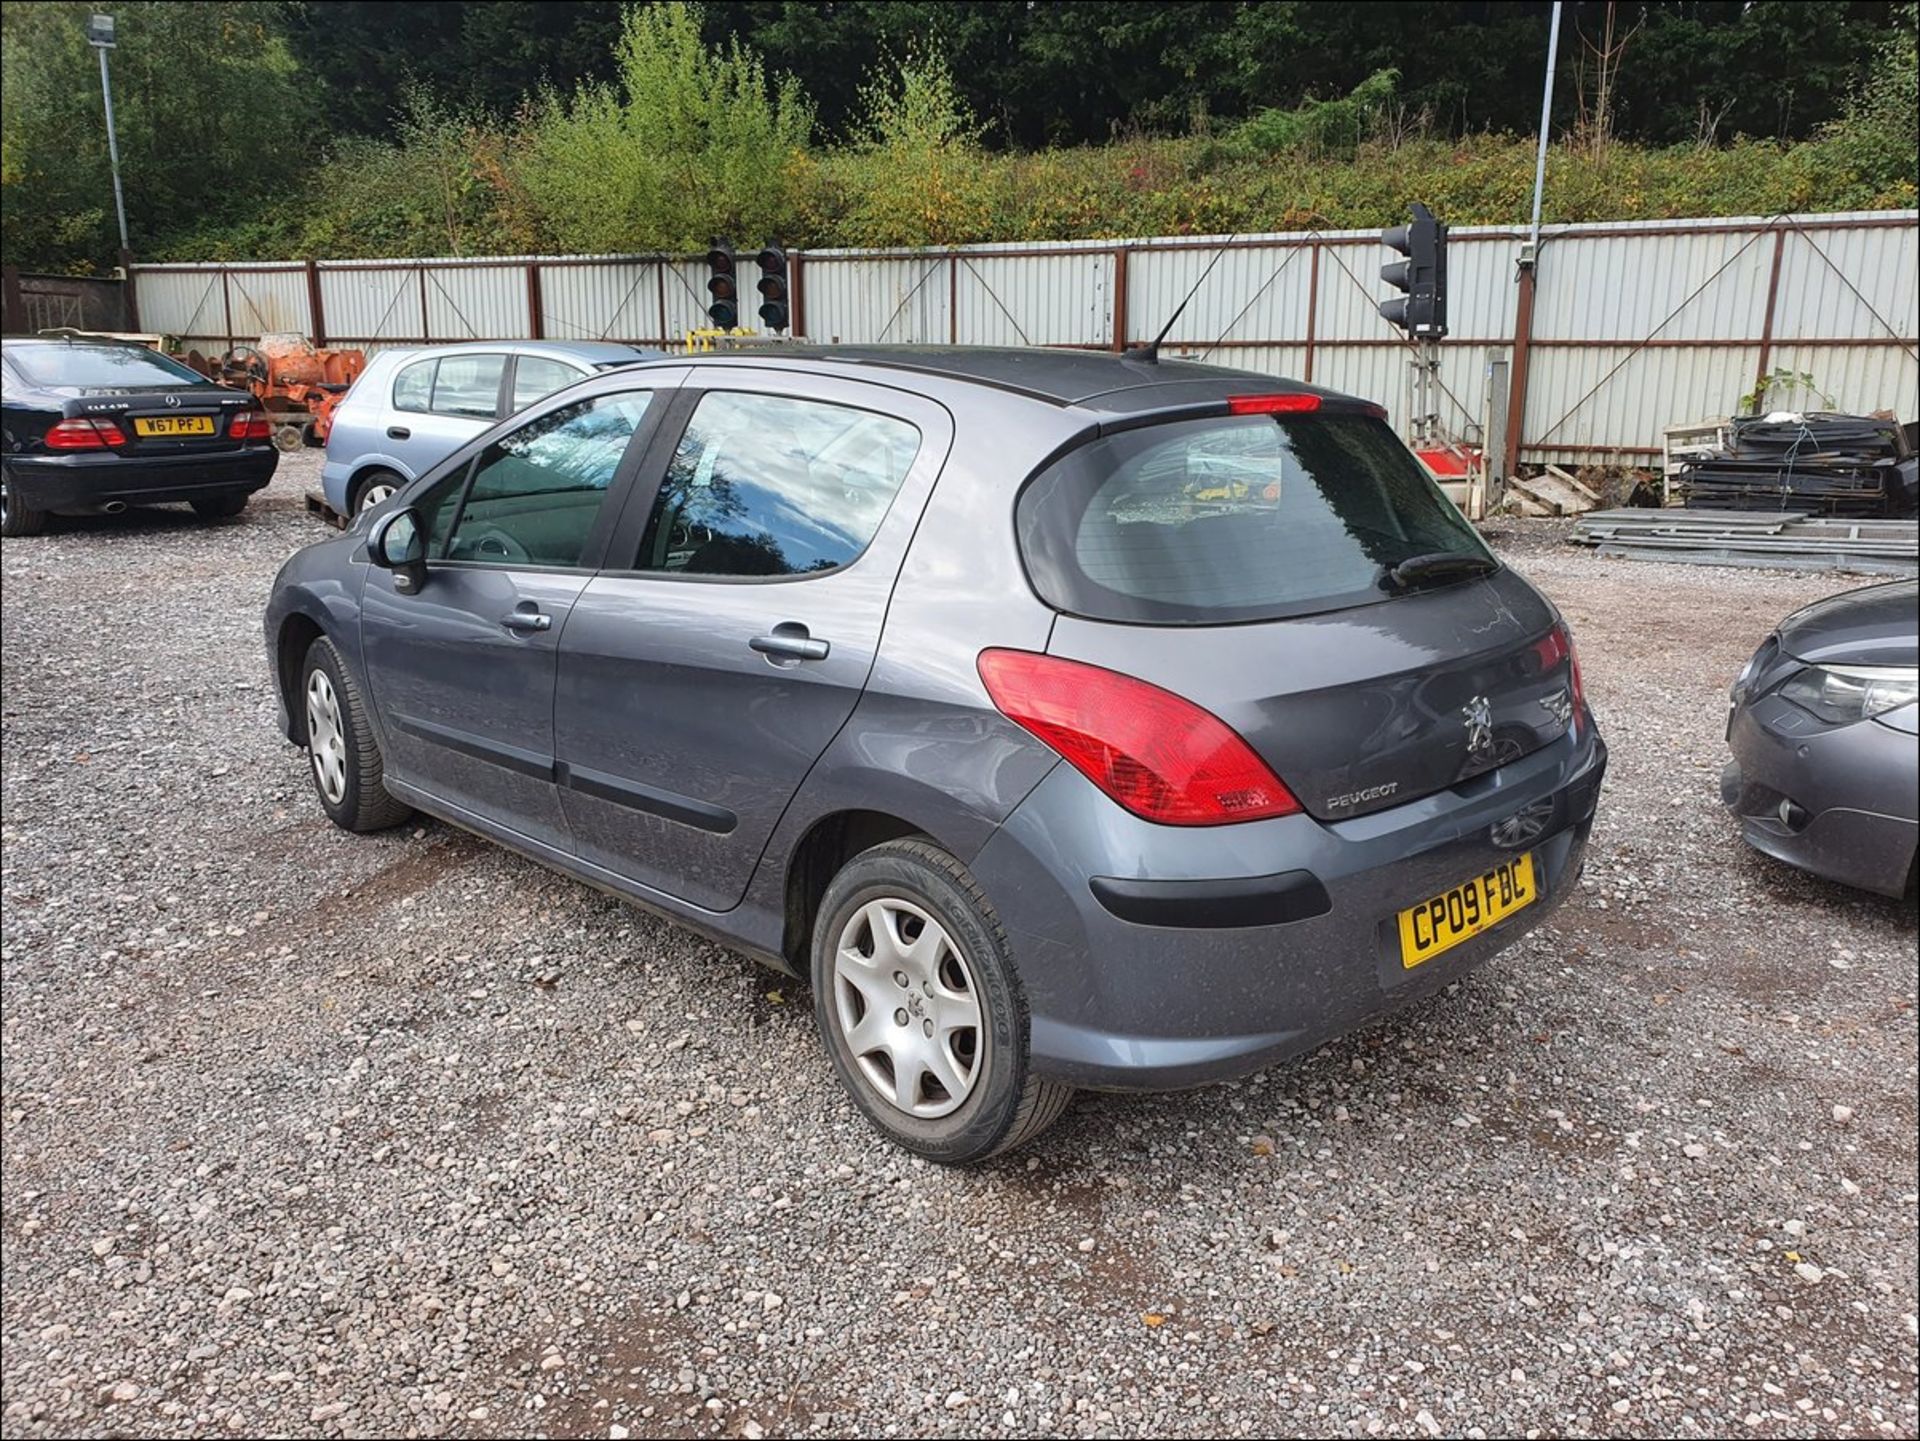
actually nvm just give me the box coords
[559,761,737,835]
[394,715,555,781]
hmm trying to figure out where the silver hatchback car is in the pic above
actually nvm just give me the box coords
[321,340,661,518]
[266,348,1607,1162]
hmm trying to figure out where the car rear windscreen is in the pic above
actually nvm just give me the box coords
[1015,411,1493,624]
[5,344,210,389]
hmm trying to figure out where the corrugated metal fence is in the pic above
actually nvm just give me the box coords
[128,211,1917,470]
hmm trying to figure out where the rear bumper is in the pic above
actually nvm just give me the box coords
[6,448,277,511]
[973,727,1607,1091]
[1722,697,1918,898]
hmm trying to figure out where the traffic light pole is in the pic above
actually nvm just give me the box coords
[1407,337,1442,447]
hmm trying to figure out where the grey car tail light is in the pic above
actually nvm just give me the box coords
[976,648,1301,826]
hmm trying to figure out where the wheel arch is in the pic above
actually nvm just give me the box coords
[778,809,931,972]
[274,610,328,744]
[345,460,409,514]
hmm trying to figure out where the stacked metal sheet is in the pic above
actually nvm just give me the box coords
[1675,413,1915,517]
[1568,508,1920,575]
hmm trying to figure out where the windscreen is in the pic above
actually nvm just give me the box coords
[1016,411,1492,624]
[6,344,210,389]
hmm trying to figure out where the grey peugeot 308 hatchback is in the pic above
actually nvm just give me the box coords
[265,347,1607,1163]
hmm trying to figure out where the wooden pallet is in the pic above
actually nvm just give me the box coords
[304,488,348,530]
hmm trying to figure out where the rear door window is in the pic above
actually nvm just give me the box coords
[1016,411,1491,624]
[631,391,920,577]
[430,354,507,419]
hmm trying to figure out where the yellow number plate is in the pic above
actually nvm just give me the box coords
[1397,854,1536,969]
[132,415,215,437]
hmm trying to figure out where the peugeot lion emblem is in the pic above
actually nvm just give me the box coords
[1462,694,1495,761]
[164,394,181,408]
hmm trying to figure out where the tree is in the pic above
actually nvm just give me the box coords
[2,1,315,271]
[518,2,813,253]
[274,1,623,136]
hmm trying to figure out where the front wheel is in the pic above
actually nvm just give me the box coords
[811,839,1072,1164]
[300,635,413,833]
[191,491,249,520]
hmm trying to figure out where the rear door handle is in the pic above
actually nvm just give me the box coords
[386,425,411,440]
[500,611,551,632]
[750,624,829,662]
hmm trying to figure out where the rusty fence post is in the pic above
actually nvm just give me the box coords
[1503,260,1538,480]
[527,261,544,339]
[1303,242,1321,382]
[1112,247,1130,352]
[305,258,325,346]
[1753,227,1787,400]
[119,249,141,331]
[790,252,806,340]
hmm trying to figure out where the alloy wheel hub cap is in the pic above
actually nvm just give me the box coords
[833,897,982,1119]
[306,670,349,805]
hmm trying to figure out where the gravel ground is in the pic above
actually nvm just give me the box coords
[3,455,1915,1440]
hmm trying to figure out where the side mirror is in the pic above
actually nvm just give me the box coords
[368,507,427,593]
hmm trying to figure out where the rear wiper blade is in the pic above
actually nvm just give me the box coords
[1383,551,1499,589]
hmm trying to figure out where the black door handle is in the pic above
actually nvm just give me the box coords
[387,425,411,440]
[750,624,829,662]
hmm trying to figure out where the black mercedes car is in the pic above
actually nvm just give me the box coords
[1,338,278,537]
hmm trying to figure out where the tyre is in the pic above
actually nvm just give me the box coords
[191,491,249,520]
[811,839,1072,1164]
[350,468,404,517]
[300,635,413,833]
[1,469,48,537]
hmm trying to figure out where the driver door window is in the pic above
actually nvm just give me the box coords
[437,393,652,568]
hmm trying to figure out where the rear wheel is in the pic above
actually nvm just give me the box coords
[300,635,413,833]
[351,468,403,517]
[1,470,49,537]
[191,491,249,520]
[811,839,1072,1164]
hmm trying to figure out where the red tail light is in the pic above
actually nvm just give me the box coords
[44,418,127,450]
[977,649,1302,826]
[229,411,274,441]
[1228,393,1320,415]
[1533,622,1586,734]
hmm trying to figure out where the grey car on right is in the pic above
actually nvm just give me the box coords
[1723,578,1918,898]
[265,347,1608,1163]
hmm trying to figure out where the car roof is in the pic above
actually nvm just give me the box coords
[369,339,660,366]
[4,337,153,350]
[669,344,1354,416]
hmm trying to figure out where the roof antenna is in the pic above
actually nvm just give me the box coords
[1123,233,1239,364]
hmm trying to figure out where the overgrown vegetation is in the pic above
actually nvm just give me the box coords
[3,0,1915,271]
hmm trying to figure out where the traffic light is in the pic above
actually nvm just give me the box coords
[755,245,789,332]
[705,240,738,329]
[1378,202,1448,338]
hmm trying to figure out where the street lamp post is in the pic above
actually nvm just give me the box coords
[87,12,131,259]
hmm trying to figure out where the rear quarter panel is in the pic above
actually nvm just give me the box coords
[741,389,1081,913]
